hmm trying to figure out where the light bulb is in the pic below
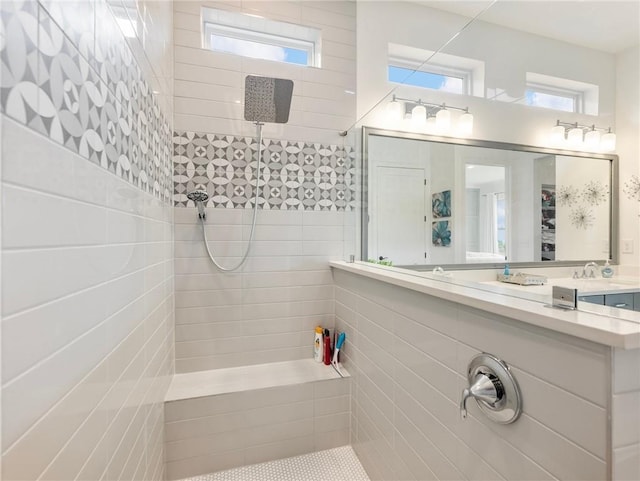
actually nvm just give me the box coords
[550,125,565,144]
[411,104,427,129]
[584,129,601,150]
[458,112,473,136]
[425,116,437,131]
[567,127,583,146]
[435,108,450,131]
[601,131,616,151]
[386,99,403,122]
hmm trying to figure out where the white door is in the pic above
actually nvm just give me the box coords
[375,166,427,265]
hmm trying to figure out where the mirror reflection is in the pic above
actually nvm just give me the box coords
[363,129,616,268]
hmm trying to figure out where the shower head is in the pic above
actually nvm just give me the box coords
[244,75,294,124]
[187,190,209,219]
[187,190,209,203]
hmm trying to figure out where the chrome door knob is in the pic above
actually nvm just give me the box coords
[460,353,522,424]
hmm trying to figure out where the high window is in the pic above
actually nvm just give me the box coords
[387,43,485,97]
[202,7,321,67]
[524,73,599,115]
[388,63,469,95]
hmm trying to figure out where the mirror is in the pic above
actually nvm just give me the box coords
[362,127,618,268]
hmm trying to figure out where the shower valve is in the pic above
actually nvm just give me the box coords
[460,353,522,424]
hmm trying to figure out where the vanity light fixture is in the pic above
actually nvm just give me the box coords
[550,120,616,151]
[386,95,404,122]
[385,96,474,136]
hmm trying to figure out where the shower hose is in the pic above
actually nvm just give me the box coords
[200,122,263,272]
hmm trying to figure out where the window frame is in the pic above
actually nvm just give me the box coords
[201,7,321,68]
[388,57,472,95]
[524,82,584,113]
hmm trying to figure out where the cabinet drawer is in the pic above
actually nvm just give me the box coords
[578,295,604,305]
[604,293,634,311]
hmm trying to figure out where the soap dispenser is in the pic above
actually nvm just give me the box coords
[601,260,614,278]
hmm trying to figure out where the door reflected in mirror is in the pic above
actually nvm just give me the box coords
[362,127,617,269]
[465,164,507,263]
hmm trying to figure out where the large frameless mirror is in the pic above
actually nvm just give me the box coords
[361,127,618,269]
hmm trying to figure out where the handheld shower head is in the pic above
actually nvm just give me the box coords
[187,190,209,219]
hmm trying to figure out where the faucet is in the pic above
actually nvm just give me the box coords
[582,262,598,278]
[432,266,445,275]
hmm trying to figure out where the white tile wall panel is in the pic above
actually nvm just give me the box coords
[164,375,351,480]
[172,1,356,143]
[614,443,640,481]
[1,3,173,481]
[335,269,612,481]
[174,80,242,104]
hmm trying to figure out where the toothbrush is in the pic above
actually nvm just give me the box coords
[331,332,346,376]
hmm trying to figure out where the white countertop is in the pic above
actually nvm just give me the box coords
[330,261,640,350]
[481,276,640,297]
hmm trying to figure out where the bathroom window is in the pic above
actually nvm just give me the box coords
[524,72,599,114]
[525,84,582,113]
[388,63,469,95]
[387,43,485,97]
[202,7,321,67]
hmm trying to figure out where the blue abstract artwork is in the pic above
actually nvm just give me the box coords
[432,221,451,247]
[432,190,452,218]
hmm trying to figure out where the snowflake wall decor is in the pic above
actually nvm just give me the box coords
[570,206,595,229]
[557,185,579,207]
[581,181,609,206]
[623,175,640,202]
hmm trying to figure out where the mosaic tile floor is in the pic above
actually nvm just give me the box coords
[181,446,370,481]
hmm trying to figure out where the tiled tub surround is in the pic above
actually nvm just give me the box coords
[164,360,351,480]
[1,0,174,479]
[332,262,640,480]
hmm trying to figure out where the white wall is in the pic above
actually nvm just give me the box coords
[173,0,356,145]
[616,45,640,270]
[356,1,639,266]
[356,1,616,147]
[172,1,357,372]
[335,269,611,480]
[0,0,174,479]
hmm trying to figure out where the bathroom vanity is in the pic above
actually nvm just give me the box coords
[331,260,640,481]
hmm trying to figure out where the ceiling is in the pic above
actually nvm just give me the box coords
[413,1,640,53]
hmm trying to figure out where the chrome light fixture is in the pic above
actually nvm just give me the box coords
[386,95,404,122]
[385,96,474,136]
[550,120,616,151]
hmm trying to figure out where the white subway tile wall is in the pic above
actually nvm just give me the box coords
[172,1,356,373]
[334,269,611,481]
[0,0,174,479]
[612,348,640,480]
[173,1,356,146]
[174,207,345,372]
[164,378,351,480]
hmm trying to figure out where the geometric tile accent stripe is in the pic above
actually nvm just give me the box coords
[0,0,172,203]
[173,131,356,211]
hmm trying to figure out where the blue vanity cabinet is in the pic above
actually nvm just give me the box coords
[578,295,605,305]
[604,293,635,311]
[578,292,640,311]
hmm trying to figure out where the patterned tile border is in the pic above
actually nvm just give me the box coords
[0,0,172,203]
[173,131,356,211]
